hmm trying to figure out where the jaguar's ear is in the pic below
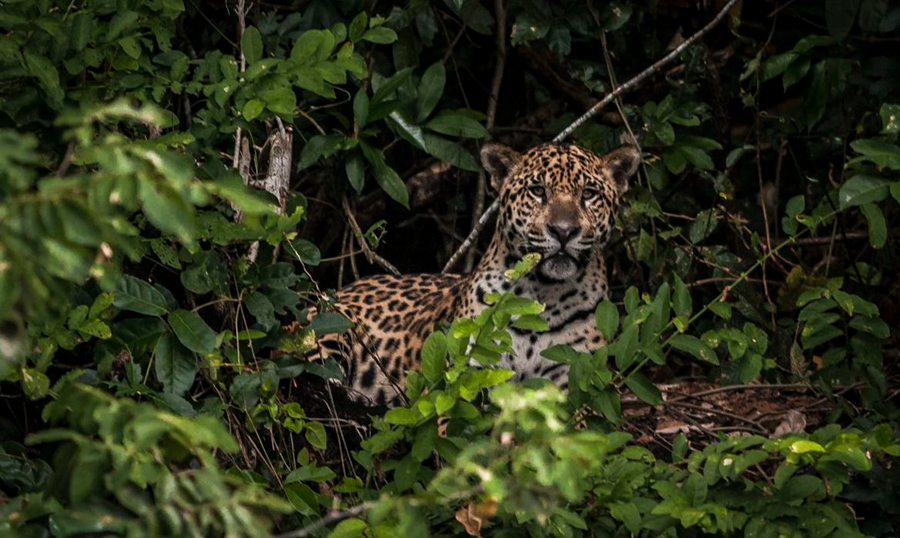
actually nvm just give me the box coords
[480,142,522,192]
[603,146,641,196]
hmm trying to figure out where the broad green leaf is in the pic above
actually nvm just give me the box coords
[825,0,861,41]
[114,275,168,316]
[783,57,811,91]
[305,421,327,450]
[384,407,419,425]
[592,388,621,423]
[71,13,94,52]
[625,372,663,405]
[361,27,397,44]
[299,135,344,169]
[421,332,447,383]
[839,175,891,208]
[595,299,620,341]
[310,312,354,335]
[422,134,480,172]
[328,518,368,538]
[242,98,265,121]
[779,475,823,500]
[372,67,413,104]
[689,209,718,244]
[154,332,196,396]
[20,368,50,400]
[349,12,368,41]
[673,276,692,318]
[284,482,319,515]
[860,203,886,248]
[139,180,195,244]
[416,61,446,122]
[388,110,427,150]
[345,150,366,192]
[426,112,489,139]
[360,142,409,207]
[669,334,719,364]
[850,138,900,169]
[23,52,64,107]
[761,52,798,82]
[106,10,139,40]
[880,103,900,134]
[290,30,323,66]
[353,89,369,128]
[241,26,263,64]
[168,309,217,353]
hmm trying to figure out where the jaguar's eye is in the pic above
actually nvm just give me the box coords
[582,188,601,201]
[528,185,546,198]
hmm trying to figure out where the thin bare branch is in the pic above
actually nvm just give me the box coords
[443,0,740,272]
[342,197,401,277]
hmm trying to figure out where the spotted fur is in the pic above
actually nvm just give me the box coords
[320,142,640,406]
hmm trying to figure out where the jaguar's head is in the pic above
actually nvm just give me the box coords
[481,142,640,282]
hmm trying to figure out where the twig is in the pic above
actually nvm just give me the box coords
[232,0,248,172]
[443,198,500,272]
[778,231,869,246]
[442,0,740,272]
[554,0,740,141]
[274,500,378,538]
[342,197,401,276]
[464,0,506,272]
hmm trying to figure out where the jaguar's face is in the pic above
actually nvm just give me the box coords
[481,142,640,281]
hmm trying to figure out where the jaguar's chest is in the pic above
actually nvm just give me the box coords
[458,266,608,384]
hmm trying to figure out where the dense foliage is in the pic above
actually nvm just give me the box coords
[1,0,898,536]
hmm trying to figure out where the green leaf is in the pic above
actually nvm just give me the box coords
[783,57,811,91]
[345,150,366,192]
[880,103,900,134]
[114,275,169,316]
[416,62,446,122]
[673,276,692,318]
[388,110,427,150]
[779,475,823,499]
[168,309,217,353]
[361,27,398,44]
[71,13,94,52]
[624,372,663,405]
[353,89,369,128]
[291,30,326,65]
[860,203,887,248]
[669,334,719,365]
[360,142,410,208]
[594,299,620,341]
[349,12,368,41]
[850,138,900,169]
[328,518,368,538]
[139,181,195,244]
[310,312,354,335]
[299,135,344,169]
[154,332,196,396]
[609,502,641,533]
[20,368,50,400]
[422,134,480,172]
[242,98,265,121]
[825,0,861,41]
[106,10,139,40]
[839,175,891,208]
[284,482,319,515]
[241,26,263,64]
[761,52,798,82]
[372,67,413,104]
[426,112,489,139]
[305,421,327,450]
[23,51,64,107]
[291,239,321,266]
[384,407,419,425]
[849,316,890,338]
[421,332,447,383]
[689,209,718,244]
[803,62,828,128]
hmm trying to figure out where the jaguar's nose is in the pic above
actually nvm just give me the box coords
[548,222,580,244]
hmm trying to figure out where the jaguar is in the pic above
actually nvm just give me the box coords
[319,142,640,406]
